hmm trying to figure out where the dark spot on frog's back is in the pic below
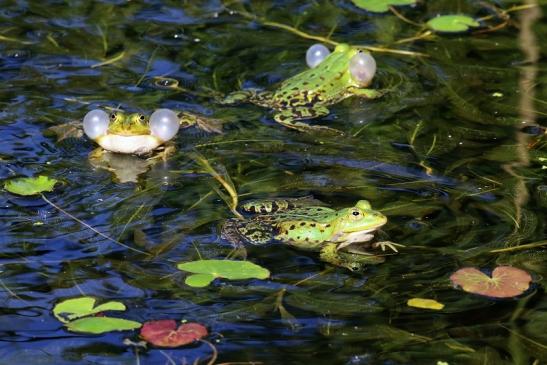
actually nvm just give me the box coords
[300,222,306,226]
[289,225,296,230]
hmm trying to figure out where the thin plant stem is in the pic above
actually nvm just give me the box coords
[227,5,427,57]
[41,194,151,257]
[91,51,125,68]
[389,6,423,27]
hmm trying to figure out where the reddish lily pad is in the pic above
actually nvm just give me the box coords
[450,266,532,298]
[140,320,208,347]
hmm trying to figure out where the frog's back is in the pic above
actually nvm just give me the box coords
[273,51,352,106]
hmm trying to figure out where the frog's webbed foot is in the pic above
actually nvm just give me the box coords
[371,240,405,253]
[145,144,175,162]
[348,88,384,99]
[273,107,344,135]
[177,111,224,134]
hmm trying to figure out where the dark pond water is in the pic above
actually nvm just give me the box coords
[1,1,546,364]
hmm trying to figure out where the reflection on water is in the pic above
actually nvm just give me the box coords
[0,1,546,364]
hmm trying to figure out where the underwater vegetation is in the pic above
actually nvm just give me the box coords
[1,1,546,364]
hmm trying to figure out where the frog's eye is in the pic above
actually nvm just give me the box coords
[150,108,180,142]
[349,208,363,220]
[83,109,109,140]
[306,43,331,68]
[349,51,376,87]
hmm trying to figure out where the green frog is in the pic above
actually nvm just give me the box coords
[221,44,382,134]
[222,198,402,271]
[83,109,222,156]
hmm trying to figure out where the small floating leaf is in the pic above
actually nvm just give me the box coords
[140,320,208,347]
[185,273,216,288]
[407,298,445,310]
[4,176,58,196]
[66,317,142,334]
[351,0,416,13]
[450,266,532,298]
[427,15,479,33]
[177,259,270,287]
[53,296,126,323]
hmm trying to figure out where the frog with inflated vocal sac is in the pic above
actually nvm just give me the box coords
[222,43,381,134]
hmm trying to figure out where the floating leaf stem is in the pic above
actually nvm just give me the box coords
[189,151,242,218]
[225,4,427,57]
[4,175,151,257]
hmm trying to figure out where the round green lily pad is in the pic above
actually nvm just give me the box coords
[177,260,270,287]
[4,175,58,196]
[66,317,142,334]
[351,0,416,13]
[427,15,479,33]
[53,296,127,323]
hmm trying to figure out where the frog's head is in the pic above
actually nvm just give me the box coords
[83,109,180,155]
[108,112,150,136]
[333,200,387,234]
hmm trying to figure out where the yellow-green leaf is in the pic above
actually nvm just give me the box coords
[427,15,479,33]
[4,176,58,196]
[53,296,126,323]
[407,298,445,310]
[66,317,142,334]
[351,0,416,13]
[177,260,270,287]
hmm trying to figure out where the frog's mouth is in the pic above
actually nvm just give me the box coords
[96,134,163,155]
[330,227,380,244]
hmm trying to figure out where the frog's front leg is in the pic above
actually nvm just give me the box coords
[348,88,384,99]
[177,111,223,134]
[274,106,344,135]
[371,241,405,253]
[319,243,385,272]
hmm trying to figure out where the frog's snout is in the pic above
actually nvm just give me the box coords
[374,212,388,226]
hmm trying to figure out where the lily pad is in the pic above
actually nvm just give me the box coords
[351,0,416,13]
[66,317,142,334]
[450,266,532,298]
[53,296,127,323]
[140,320,208,347]
[4,176,58,196]
[427,15,479,33]
[407,298,445,310]
[177,260,270,287]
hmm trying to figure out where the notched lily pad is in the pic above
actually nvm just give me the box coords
[177,259,270,287]
[407,298,445,310]
[450,266,532,298]
[66,317,142,334]
[351,0,416,13]
[427,15,479,33]
[140,320,208,347]
[53,296,126,323]
[4,176,58,196]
